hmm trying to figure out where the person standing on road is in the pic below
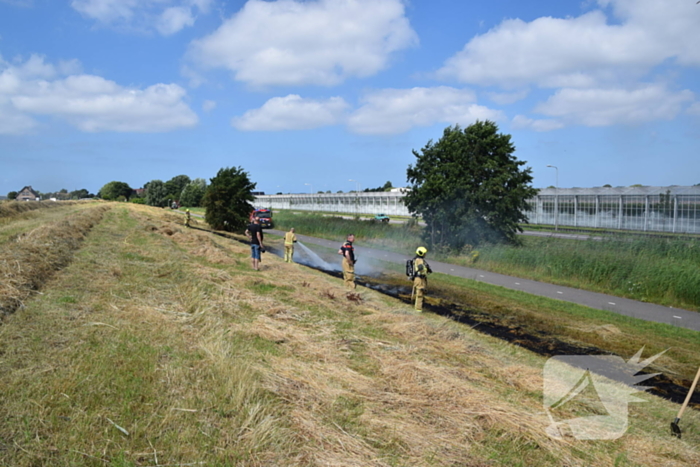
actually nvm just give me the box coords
[284,227,297,263]
[338,234,357,290]
[412,246,432,311]
[245,217,265,270]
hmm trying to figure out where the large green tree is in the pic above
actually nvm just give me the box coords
[405,121,537,250]
[179,178,207,207]
[164,175,191,201]
[69,188,90,199]
[202,167,256,232]
[145,180,168,207]
[98,181,133,201]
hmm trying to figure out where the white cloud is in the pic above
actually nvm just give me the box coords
[232,94,349,131]
[487,89,529,105]
[437,0,700,88]
[0,98,36,134]
[202,99,216,112]
[189,0,418,87]
[512,115,565,132]
[71,0,211,35]
[0,55,198,134]
[71,0,141,23]
[189,0,213,14]
[157,6,195,35]
[534,85,694,127]
[688,102,700,116]
[597,0,700,66]
[347,87,503,135]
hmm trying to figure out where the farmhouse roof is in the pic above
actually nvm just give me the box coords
[18,186,39,196]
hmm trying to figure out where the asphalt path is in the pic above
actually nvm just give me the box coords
[268,228,700,332]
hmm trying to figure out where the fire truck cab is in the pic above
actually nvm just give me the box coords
[251,208,273,229]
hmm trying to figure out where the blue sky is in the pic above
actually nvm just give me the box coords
[1,0,699,196]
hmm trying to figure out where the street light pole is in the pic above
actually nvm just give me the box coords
[546,165,559,231]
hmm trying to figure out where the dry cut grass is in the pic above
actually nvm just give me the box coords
[0,205,109,316]
[0,199,80,219]
[0,203,699,467]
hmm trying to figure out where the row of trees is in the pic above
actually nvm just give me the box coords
[142,176,208,208]
[98,175,208,208]
[98,168,257,232]
[97,120,536,250]
[6,188,94,200]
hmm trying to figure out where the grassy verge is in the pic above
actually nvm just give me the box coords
[428,272,700,381]
[1,203,698,466]
[265,238,700,387]
[469,235,700,311]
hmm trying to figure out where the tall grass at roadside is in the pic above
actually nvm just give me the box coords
[475,236,700,309]
[273,211,421,252]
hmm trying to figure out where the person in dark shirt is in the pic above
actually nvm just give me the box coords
[244,217,265,270]
[338,234,356,290]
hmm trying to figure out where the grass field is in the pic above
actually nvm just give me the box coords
[271,210,700,311]
[2,202,699,466]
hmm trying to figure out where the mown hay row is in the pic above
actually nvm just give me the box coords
[0,206,109,316]
[0,200,82,219]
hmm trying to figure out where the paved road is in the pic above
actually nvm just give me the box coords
[268,229,700,332]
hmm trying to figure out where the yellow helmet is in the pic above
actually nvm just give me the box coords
[416,246,427,257]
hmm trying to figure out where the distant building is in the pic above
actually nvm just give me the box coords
[16,186,40,201]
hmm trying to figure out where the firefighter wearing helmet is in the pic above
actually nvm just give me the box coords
[413,246,432,311]
[185,209,191,228]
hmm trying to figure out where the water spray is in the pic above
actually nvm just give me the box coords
[296,241,339,272]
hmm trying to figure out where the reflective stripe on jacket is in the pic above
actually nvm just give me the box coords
[284,232,297,245]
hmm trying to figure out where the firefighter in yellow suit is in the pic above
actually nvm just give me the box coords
[338,234,356,290]
[413,246,432,311]
[284,228,297,262]
[185,209,191,227]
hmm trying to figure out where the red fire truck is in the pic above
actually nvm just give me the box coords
[250,208,273,229]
